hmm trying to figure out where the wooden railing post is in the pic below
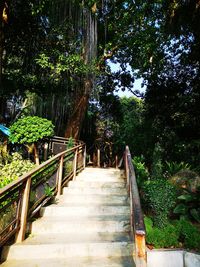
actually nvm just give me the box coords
[135,232,147,267]
[73,149,78,180]
[115,155,118,169]
[97,148,100,167]
[83,145,86,169]
[57,155,64,196]
[15,176,31,243]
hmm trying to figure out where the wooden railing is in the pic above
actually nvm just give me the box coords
[0,142,86,246]
[123,146,146,267]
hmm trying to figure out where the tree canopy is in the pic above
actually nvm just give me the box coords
[0,0,200,167]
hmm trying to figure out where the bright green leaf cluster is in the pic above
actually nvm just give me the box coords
[0,153,35,188]
[9,116,54,144]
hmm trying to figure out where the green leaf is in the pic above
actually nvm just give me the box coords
[178,194,193,202]
[174,204,188,215]
[190,209,200,223]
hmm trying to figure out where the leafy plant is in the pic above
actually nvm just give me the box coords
[64,161,73,177]
[9,116,54,165]
[132,155,149,188]
[175,219,200,250]
[0,152,35,188]
[44,185,54,197]
[164,161,191,178]
[144,216,179,248]
[173,187,200,223]
[143,179,176,228]
[145,216,200,250]
[67,137,74,149]
[168,168,200,222]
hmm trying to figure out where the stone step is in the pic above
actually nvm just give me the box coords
[1,256,135,267]
[76,174,125,182]
[84,167,122,173]
[68,180,126,188]
[31,216,130,234]
[76,168,124,179]
[40,204,129,217]
[63,186,127,195]
[21,232,133,244]
[56,194,129,205]
[2,242,133,260]
[1,168,133,267]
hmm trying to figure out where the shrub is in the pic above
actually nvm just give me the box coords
[145,216,200,250]
[132,155,149,188]
[175,219,200,250]
[145,216,179,248]
[0,152,35,188]
[173,187,200,223]
[169,169,200,193]
[164,161,191,178]
[143,179,176,228]
[169,169,200,222]
[67,137,75,149]
[9,116,54,165]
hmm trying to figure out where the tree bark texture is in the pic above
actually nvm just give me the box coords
[65,5,97,139]
[65,78,92,139]
[33,143,40,165]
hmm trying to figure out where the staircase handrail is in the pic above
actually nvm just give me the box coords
[0,142,86,247]
[124,146,146,267]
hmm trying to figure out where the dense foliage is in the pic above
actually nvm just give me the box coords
[9,116,54,144]
[0,152,35,188]
[145,216,200,250]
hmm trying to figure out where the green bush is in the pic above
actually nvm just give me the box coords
[145,216,200,250]
[143,179,176,228]
[67,137,75,149]
[9,116,54,164]
[173,187,200,223]
[168,169,200,222]
[9,116,54,144]
[164,161,191,178]
[0,152,35,188]
[132,155,149,188]
[145,217,179,248]
[176,219,200,250]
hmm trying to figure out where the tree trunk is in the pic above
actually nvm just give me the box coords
[33,143,40,165]
[65,78,92,139]
[65,5,97,139]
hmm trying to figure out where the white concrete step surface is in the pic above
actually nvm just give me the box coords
[63,186,127,195]
[40,204,130,217]
[56,194,129,204]
[1,256,135,267]
[68,180,126,188]
[31,216,130,234]
[2,167,134,267]
[2,242,132,259]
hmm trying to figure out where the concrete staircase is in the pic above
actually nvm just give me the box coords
[1,167,135,267]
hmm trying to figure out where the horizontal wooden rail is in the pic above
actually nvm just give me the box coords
[124,146,146,267]
[0,141,86,246]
